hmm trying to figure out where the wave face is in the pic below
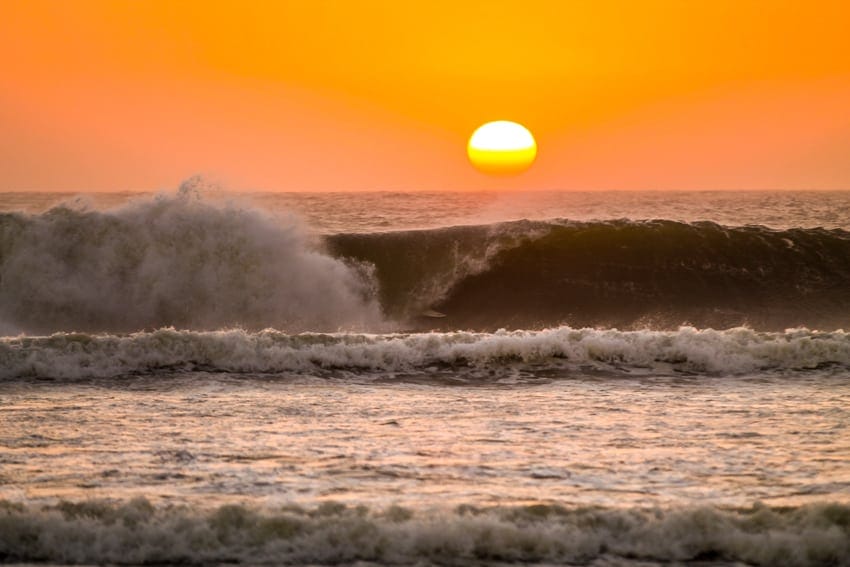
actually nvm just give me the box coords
[3,326,849,380]
[0,187,382,335]
[327,220,548,320]
[330,219,850,331]
[1,499,848,566]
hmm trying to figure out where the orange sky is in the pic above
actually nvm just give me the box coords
[2,0,850,191]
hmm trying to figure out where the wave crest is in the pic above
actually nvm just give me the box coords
[3,326,850,379]
[0,191,383,334]
[1,499,848,566]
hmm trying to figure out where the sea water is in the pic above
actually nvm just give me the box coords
[1,185,849,566]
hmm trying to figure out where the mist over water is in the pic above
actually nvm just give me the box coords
[0,185,383,335]
[2,186,850,566]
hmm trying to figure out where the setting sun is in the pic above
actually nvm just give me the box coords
[467,121,537,175]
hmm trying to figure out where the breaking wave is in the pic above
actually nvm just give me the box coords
[330,219,850,331]
[3,326,850,380]
[0,183,383,335]
[3,186,850,336]
[1,499,848,566]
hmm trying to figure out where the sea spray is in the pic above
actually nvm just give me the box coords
[0,189,383,334]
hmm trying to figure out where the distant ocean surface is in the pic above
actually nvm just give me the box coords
[1,184,849,566]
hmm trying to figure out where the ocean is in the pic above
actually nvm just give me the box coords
[1,183,849,566]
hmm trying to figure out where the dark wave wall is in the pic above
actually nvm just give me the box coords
[330,220,850,331]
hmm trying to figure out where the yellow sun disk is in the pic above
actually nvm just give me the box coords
[467,146,537,174]
[467,121,537,175]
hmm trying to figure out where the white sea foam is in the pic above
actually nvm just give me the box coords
[0,182,383,335]
[2,326,849,379]
[0,499,848,566]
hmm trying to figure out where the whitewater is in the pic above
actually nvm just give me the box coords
[1,185,849,566]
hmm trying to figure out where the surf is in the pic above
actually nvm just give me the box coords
[4,326,850,380]
[1,498,848,566]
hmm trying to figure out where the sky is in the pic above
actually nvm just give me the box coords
[2,0,850,191]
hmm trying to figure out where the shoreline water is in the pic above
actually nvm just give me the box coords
[2,190,849,566]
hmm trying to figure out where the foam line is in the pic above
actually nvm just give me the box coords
[3,326,849,379]
[1,499,848,565]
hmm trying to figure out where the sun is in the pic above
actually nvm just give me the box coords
[467,121,537,175]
